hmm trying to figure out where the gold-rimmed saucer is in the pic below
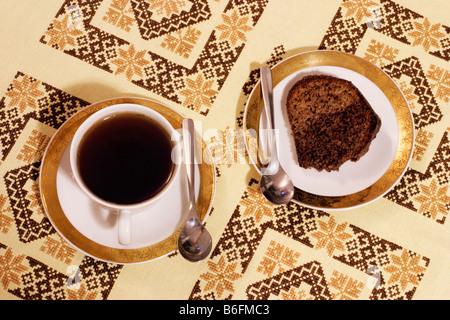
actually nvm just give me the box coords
[40,97,215,264]
[243,50,414,210]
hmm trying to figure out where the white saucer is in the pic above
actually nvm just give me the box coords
[40,97,216,264]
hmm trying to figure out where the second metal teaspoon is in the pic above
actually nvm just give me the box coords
[259,66,294,205]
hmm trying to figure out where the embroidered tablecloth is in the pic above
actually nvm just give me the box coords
[0,0,449,300]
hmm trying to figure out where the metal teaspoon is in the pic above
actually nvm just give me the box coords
[259,66,294,205]
[177,118,212,262]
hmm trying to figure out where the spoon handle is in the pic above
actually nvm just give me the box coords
[183,118,196,211]
[260,66,279,174]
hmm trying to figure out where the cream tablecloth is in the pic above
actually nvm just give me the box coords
[0,0,449,300]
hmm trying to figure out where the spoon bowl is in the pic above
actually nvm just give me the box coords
[260,167,294,205]
[178,212,212,261]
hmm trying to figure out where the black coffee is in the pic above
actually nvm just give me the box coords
[77,112,174,205]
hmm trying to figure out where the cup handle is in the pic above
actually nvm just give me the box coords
[118,209,132,245]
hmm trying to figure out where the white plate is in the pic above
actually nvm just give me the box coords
[244,50,414,210]
[263,66,399,197]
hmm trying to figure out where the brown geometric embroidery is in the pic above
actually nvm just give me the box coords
[110,43,150,80]
[40,0,269,115]
[130,0,211,40]
[2,246,123,300]
[414,179,450,221]
[0,247,28,290]
[383,249,427,291]
[198,255,242,299]
[0,72,89,161]
[178,73,218,111]
[375,0,423,44]
[397,80,420,111]
[7,256,67,299]
[335,224,400,273]
[44,15,84,51]
[160,26,201,58]
[363,39,399,66]
[3,162,55,243]
[78,256,123,300]
[412,129,434,161]
[0,194,13,234]
[341,0,379,24]
[427,64,450,103]
[218,179,327,271]
[256,240,301,277]
[216,9,253,46]
[333,225,429,300]
[382,56,443,130]
[328,270,365,300]
[316,2,449,223]
[4,75,45,113]
[66,283,99,300]
[40,234,77,265]
[319,6,368,54]
[16,129,51,163]
[320,0,450,61]
[24,180,45,217]
[190,178,430,300]
[279,286,314,300]
[310,216,352,257]
[240,187,275,223]
[103,0,135,32]
[408,17,446,53]
[148,0,191,17]
[246,261,333,300]
[189,181,328,300]
[430,24,450,61]
[385,129,450,224]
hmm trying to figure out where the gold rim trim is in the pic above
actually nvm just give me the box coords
[40,97,216,264]
[244,50,414,210]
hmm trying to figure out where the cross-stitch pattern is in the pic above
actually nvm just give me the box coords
[0,0,448,300]
[40,0,269,115]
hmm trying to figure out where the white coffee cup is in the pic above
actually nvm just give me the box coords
[70,104,181,245]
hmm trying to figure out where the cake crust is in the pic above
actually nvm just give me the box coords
[286,75,381,172]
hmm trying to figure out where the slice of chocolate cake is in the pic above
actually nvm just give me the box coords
[286,75,381,172]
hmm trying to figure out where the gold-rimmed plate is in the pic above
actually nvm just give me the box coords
[243,50,414,210]
[40,97,216,264]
